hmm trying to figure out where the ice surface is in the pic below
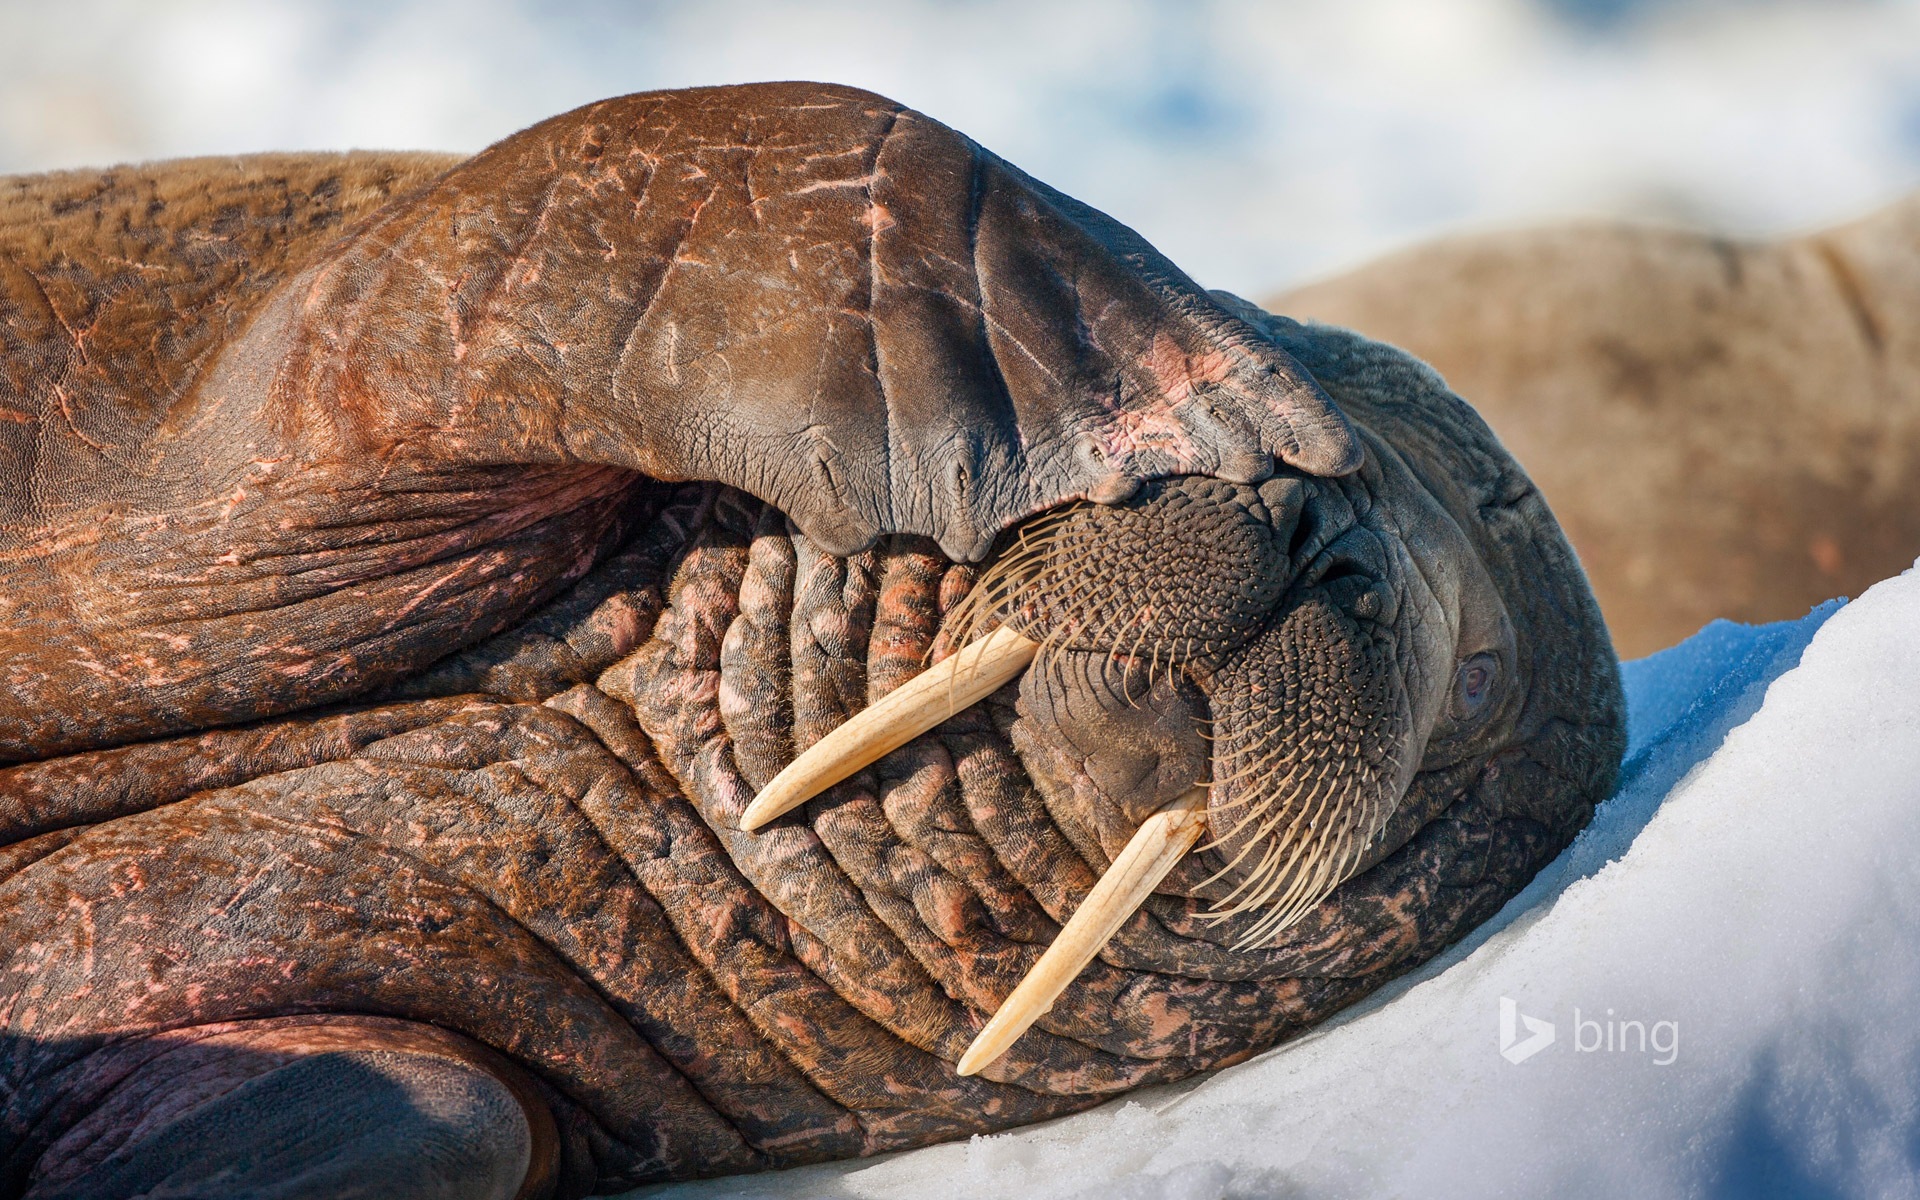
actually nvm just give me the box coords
[637,564,1920,1199]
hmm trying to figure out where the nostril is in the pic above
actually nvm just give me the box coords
[1288,519,1313,562]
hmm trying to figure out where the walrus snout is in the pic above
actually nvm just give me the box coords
[1010,646,1213,867]
[988,475,1425,951]
[747,469,1423,934]
[1193,587,1419,946]
[981,474,1306,665]
[981,476,1307,879]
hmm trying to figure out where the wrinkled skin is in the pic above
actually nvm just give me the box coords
[0,85,1623,1198]
[0,82,1359,765]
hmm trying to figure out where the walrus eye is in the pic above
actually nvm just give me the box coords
[1452,652,1499,722]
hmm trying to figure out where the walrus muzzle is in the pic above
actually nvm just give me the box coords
[740,471,1429,1069]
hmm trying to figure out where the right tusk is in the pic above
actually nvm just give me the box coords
[738,625,1039,832]
[956,785,1210,1077]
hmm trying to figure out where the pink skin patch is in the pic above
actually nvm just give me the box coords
[1086,333,1244,473]
[1149,331,1235,407]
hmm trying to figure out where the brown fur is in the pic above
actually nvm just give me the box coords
[1271,197,1920,656]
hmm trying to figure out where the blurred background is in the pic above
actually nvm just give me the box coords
[3,0,1919,298]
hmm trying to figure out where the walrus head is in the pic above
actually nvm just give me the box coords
[1004,308,1590,939]
[603,306,1623,1090]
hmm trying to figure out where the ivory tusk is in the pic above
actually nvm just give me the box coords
[956,785,1210,1077]
[738,625,1039,832]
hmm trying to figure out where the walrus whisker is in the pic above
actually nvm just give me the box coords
[1275,823,1345,921]
[1197,770,1379,947]
[1202,730,1305,795]
[1120,608,1157,696]
[956,786,1210,1077]
[1205,764,1313,848]
[940,509,1074,650]
[1258,841,1348,943]
[1161,616,1202,692]
[739,625,1039,831]
[1207,768,1398,949]
[1285,830,1340,909]
[1249,766,1346,849]
[1197,729,1286,791]
[1227,823,1333,939]
[1193,767,1335,884]
[1201,830,1286,900]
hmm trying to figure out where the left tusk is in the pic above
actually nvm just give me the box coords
[956,785,1209,1077]
[738,625,1039,832]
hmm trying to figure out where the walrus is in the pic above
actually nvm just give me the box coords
[0,83,1623,1197]
[1272,197,1920,656]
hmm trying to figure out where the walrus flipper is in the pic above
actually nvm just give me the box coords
[240,83,1359,563]
[0,84,1362,762]
[26,1023,552,1200]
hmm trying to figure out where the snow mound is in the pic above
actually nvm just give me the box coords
[642,565,1920,1199]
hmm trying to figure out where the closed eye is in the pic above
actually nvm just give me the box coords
[1450,652,1500,723]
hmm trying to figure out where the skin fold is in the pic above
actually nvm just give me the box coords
[0,84,1623,1197]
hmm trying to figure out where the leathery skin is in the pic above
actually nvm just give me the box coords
[0,83,1621,1195]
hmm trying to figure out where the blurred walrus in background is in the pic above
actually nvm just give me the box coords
[1273,199,1920,656]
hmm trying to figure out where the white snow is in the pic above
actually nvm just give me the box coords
[638,562,1920,1199]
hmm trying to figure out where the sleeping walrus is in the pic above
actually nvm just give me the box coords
[0,84,1622,1197]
